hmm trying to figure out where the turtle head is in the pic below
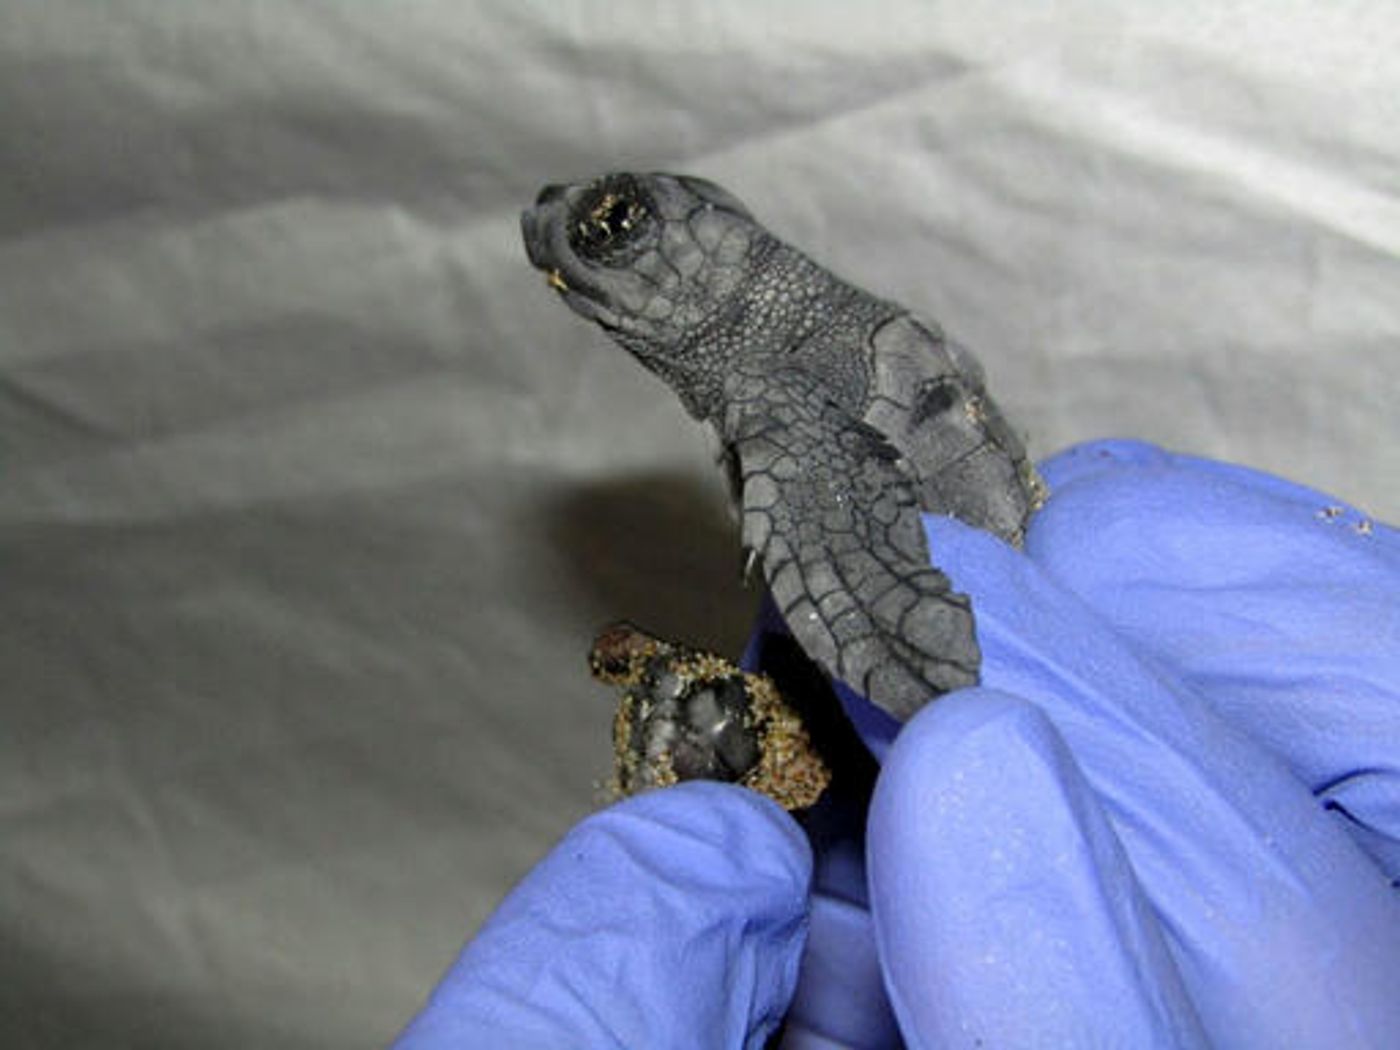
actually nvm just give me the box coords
[522,172,764,355]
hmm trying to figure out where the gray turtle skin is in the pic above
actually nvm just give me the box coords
[522,173,1043,719]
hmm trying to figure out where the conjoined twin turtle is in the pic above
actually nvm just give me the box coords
[522,173,1043,802]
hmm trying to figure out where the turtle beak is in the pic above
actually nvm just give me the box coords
[521,207,570,293]
[520,207,550,271]
[521,184,622,328]
[521,194,578,296]
[534,183,567,206]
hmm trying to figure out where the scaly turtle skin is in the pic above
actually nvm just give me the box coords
[523,173,1043,721]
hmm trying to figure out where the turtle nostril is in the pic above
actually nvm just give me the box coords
[535,183,566,206]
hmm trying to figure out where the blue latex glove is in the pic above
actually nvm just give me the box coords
[394,441,1400,1048]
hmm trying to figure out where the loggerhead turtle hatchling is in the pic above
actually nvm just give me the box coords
[522,172,1044,735]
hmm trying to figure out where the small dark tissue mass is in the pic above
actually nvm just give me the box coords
[589,622,831,811]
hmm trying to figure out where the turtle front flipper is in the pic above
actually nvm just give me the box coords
[727,367,979,720]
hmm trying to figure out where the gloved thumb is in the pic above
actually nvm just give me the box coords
[392,782,812,1049]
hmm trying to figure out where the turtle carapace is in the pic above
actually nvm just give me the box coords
[524,173,1043,720]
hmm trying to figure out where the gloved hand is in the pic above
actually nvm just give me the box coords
[393,440,1400,1048]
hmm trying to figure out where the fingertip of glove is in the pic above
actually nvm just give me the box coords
[1038,439,1170,490]
[869,686,1122,925]
[866,689,1210,1046]
[591,782,813,887]
[870,690,1081,896]
[873,688,1064,839]
[1028,440,1394,592]
[1030,440,1178,566]
[576,785,812,1044]
[1037,438,1386,532]
[398,784,812,1049]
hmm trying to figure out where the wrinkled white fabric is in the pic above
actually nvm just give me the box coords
[2,3,1396,1046]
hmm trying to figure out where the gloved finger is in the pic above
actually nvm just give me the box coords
[919,515,1400,1045]
[392,783,811,1050]
[783,889,898,1049]
[781,786,901,1049]
[868,688,1207,1047]
[1028,440,1400,877]
[743,618,903,1046]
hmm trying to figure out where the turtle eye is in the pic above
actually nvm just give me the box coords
[569,181,653,262]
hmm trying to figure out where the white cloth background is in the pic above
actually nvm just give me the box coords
[3,3,1397,1046]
